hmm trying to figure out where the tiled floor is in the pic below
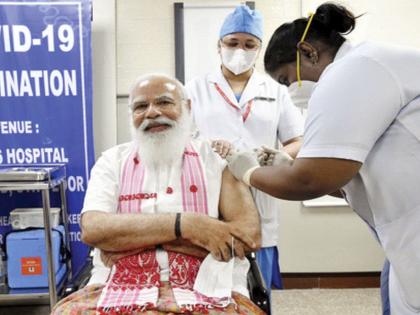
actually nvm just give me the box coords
[272,288,381,315]
[0,288,382,315]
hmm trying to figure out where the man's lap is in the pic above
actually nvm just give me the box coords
[52,282,265,315]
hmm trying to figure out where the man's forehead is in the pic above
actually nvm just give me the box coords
[131,92,175,103]
[132,78,181,98]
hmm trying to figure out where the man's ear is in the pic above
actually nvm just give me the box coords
[297,41,319,64]
[186,99,192,111]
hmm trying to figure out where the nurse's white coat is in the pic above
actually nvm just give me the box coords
[298,41,420,313]
[186,69,304,247]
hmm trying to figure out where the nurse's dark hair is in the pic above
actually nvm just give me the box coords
[264,2,358,73]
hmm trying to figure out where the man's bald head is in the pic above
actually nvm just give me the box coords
[128,73,188,107]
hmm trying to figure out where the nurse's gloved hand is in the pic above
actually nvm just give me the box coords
[226,150,260,186]
[260,145,293,166]
[211,139,233,159]
[256,147,268,166]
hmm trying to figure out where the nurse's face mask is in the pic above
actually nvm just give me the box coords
[220,34,260,75]
[288,80,316,109]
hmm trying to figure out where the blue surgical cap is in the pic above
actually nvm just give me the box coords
[219,5,263,41]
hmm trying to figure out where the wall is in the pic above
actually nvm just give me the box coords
[92,0,117,157]
[302,0,420,47]
[116,0,299,96]
[114,0,420,272]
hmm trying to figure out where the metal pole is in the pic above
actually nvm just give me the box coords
[174,2,185,84]
[42,189,57,308]
[59,181,72,280]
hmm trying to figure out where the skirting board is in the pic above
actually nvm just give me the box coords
[281,272,381,289]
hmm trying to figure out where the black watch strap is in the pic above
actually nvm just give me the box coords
[175,213,182,238]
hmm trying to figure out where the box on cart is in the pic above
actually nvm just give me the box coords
[6,225,67,289]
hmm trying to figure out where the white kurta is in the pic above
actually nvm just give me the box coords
[186,69,304,247]
[298,41,420,313]
[81,139,239,286]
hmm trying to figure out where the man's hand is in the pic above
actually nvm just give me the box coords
[229,236,247,260]
[211,139,233,159]
[226,150,260,185]
[181,213,255,262]
[258,145,293,166]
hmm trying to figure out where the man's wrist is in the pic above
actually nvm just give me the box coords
[177,212,191,240]
[242,166,260,186]
[179,212,202,241]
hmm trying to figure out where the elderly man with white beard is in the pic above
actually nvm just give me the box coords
[52,74,264,315]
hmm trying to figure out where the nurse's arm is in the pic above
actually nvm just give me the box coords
[282,136,302,158]
[250,158,361,200]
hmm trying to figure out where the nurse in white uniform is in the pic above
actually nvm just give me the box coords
[186,5,304,294]
[227,3,420,315]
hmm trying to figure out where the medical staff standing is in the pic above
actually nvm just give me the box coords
[186,5,304,293]
[227,3,420,315]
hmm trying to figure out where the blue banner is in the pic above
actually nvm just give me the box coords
[0,0,94,279]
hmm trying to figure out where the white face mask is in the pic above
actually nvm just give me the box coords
[221,47,258,75]
[288,80,316,109]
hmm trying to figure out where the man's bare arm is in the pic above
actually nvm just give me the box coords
[282,136,302,158]
[81,212,179,252]
[163,169,262,260]
[81,209,255,260]
[219,168,262,259]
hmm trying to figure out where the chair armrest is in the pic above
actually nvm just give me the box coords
[62,256,93,297]
[247,252,270,314]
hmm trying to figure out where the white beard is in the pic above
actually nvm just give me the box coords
[131,109,192,168]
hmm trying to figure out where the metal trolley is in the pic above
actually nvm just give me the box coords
[0,166,71,308]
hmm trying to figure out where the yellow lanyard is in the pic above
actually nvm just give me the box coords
[296,13,315,87]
